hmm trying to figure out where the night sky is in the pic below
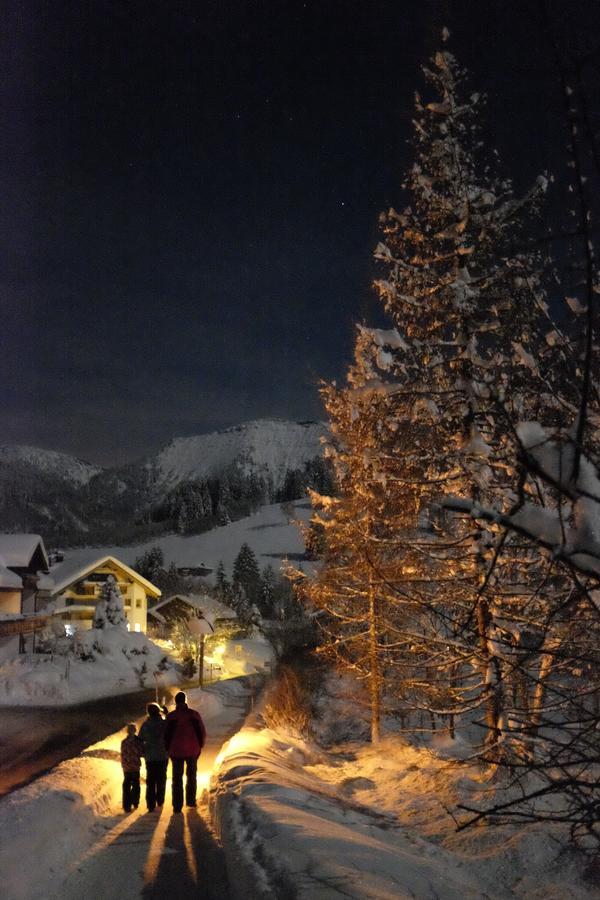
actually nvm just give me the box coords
[2,1,599,465]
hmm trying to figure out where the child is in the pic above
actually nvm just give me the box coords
[120,722,143,812]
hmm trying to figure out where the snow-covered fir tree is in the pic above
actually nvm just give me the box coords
[93,575,128,629]
[134,546,164,583]
[230,583,254,626]
[233,543,261,606]
[259,564,277,619]
[214,560,231,602]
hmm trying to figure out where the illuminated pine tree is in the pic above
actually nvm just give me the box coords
[300,40,570,750]
[369,42,569,750]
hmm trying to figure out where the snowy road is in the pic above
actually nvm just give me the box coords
[53,737,233,900]
[0,679,252,900]
[0,688,159,797]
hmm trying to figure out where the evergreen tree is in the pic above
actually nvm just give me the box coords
[214,560,230,600]
[233,543,261,606]
[230,583,254,626]
[300,40,562,747]
[368,42,568,751]
[93,575,128,629]
[161,561,186,596]
[134,546,164,583]
[258,565,277,618]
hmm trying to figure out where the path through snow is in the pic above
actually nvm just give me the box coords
[53,739,231,900]
[1,678,253,900]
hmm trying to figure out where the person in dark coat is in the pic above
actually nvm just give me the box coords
[164,690,206,812]
[139,703,168,812]
[120,722,144,813]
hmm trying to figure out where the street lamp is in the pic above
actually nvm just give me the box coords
[187,616,214,688]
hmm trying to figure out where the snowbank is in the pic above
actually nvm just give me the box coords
[210,726,496,899]
[0,748,123,900]
[0,627,180,706]
[209,714,594,898]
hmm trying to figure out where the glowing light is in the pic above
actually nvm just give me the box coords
[196,770,211,794]
[213,728,270,768]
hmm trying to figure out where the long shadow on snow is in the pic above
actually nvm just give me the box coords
[142,808,231,900]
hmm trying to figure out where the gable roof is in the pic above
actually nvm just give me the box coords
[49,553,161,598]
[152,593,236,619]
[0,535,49,571]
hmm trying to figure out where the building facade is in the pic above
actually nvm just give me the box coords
[50,554,161,633]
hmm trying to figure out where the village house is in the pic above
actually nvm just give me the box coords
[0,534,51,655]
[49,553,161,634]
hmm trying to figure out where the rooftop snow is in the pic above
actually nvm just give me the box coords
[49,553,161,597]
[0,534,49,570]
[0,562,22,589]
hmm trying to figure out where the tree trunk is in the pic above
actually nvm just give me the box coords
[529,650,554,740]
[475,597,502,749]
[368,573,381,743]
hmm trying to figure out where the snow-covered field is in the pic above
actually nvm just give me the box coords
[56,499,312,579]
[0,678,251,900]
[209,679,596,900]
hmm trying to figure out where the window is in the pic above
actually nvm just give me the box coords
[134,623,141,633]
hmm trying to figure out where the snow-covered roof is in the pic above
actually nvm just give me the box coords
[0,561,22,589]
[49,553,161,598]
[0,534,49,570]
[152,593,236,620]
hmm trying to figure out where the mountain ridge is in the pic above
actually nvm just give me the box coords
[0,418,330,546]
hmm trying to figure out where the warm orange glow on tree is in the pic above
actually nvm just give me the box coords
[298,39,584,762]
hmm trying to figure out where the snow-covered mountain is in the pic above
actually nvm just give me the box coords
[0,445,102,485]
[150,419,328,492]
[0,419,329,546]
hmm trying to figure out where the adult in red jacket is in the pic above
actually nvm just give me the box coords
[164,690,207,812]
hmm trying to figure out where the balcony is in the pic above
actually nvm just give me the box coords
[68,581,130,599]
